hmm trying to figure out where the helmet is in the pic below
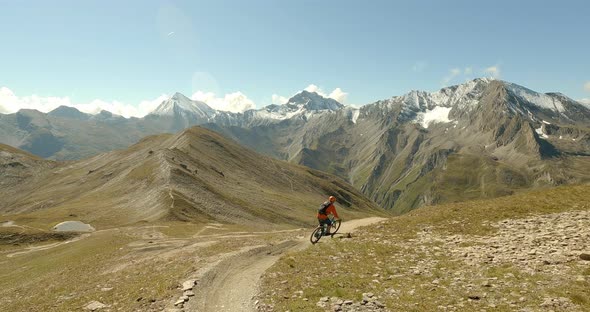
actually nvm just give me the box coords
[329,196,336,202]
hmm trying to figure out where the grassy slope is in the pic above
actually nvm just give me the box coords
[259,184,590,311]
[1,127,386,230]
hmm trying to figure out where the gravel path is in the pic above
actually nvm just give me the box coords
[177,217,386,312]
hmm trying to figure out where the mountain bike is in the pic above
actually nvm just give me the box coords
[310,216,341,244]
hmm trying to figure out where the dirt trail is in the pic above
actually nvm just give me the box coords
[5,234,90,258]
[184,217,387,312]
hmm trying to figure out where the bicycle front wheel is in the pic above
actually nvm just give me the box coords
[310,227,322,244]
[331,219,342,236]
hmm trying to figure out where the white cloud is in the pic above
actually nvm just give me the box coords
[0,87,70,114]
[464,67,473,75]
[0,86,168,118]
[328,88,348,103]
[584,81,590,92]
[304,84,321,93]
[302,84,348,103]
[484,66,501,78]
[578,98,590,108]
[271,94,288,105]
[191,91,255,113]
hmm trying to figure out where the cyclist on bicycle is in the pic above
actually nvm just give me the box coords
[317,196,340,235]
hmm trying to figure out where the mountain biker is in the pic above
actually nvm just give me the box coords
[317,196,340,235]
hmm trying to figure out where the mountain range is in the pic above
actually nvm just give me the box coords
[1,78,589,213]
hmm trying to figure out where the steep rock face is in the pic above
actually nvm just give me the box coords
[213,79,590,213]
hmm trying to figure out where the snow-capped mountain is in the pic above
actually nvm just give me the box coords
[151,92,216,118]
[248,90,345,122]
[1,78,589,214]
[366,78,590,129]
[146,90,345,125]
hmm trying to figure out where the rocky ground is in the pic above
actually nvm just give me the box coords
[79,208,590,312]
[258,186,590,312]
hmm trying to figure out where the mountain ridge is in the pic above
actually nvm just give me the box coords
[0,126,384,228]
[1,79,589,214]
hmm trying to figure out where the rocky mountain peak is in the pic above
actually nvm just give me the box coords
[151,92,215,117]
[48,105,89,120]
[170,92,191,102]
[287,90,344,111]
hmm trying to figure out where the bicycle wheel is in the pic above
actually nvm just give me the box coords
[310,226,322,244]
[331,219,342,236]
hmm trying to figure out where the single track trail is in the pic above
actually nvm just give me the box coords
[184,217,387,312]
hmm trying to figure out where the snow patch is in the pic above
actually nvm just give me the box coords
[351,109,360,124]
[542,120,551,125]
[506,83,565,112]
[415,106,453,128]
[255,106,305,120]
[535,126,549,139]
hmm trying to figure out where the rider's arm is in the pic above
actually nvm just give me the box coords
[328,204,339,219]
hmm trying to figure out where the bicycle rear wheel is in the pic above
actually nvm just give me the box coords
[310,226,323,244]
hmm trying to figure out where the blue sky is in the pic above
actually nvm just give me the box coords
[1,0,589,116]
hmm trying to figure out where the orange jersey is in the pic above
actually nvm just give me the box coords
[317,203,339,220]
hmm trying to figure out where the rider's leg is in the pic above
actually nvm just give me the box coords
[319,219,330,235]
[324,219,333,235]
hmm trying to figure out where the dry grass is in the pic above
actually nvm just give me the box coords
[0,220,307,311]
[259,184,590,311]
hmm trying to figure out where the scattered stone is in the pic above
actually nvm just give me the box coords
[184,290,195,297]
[174,299,185,306]
[84,301,107,311]
[182,280,196,291]
[468,295,481,300]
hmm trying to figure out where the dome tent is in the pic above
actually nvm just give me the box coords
[52,221,95,232]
